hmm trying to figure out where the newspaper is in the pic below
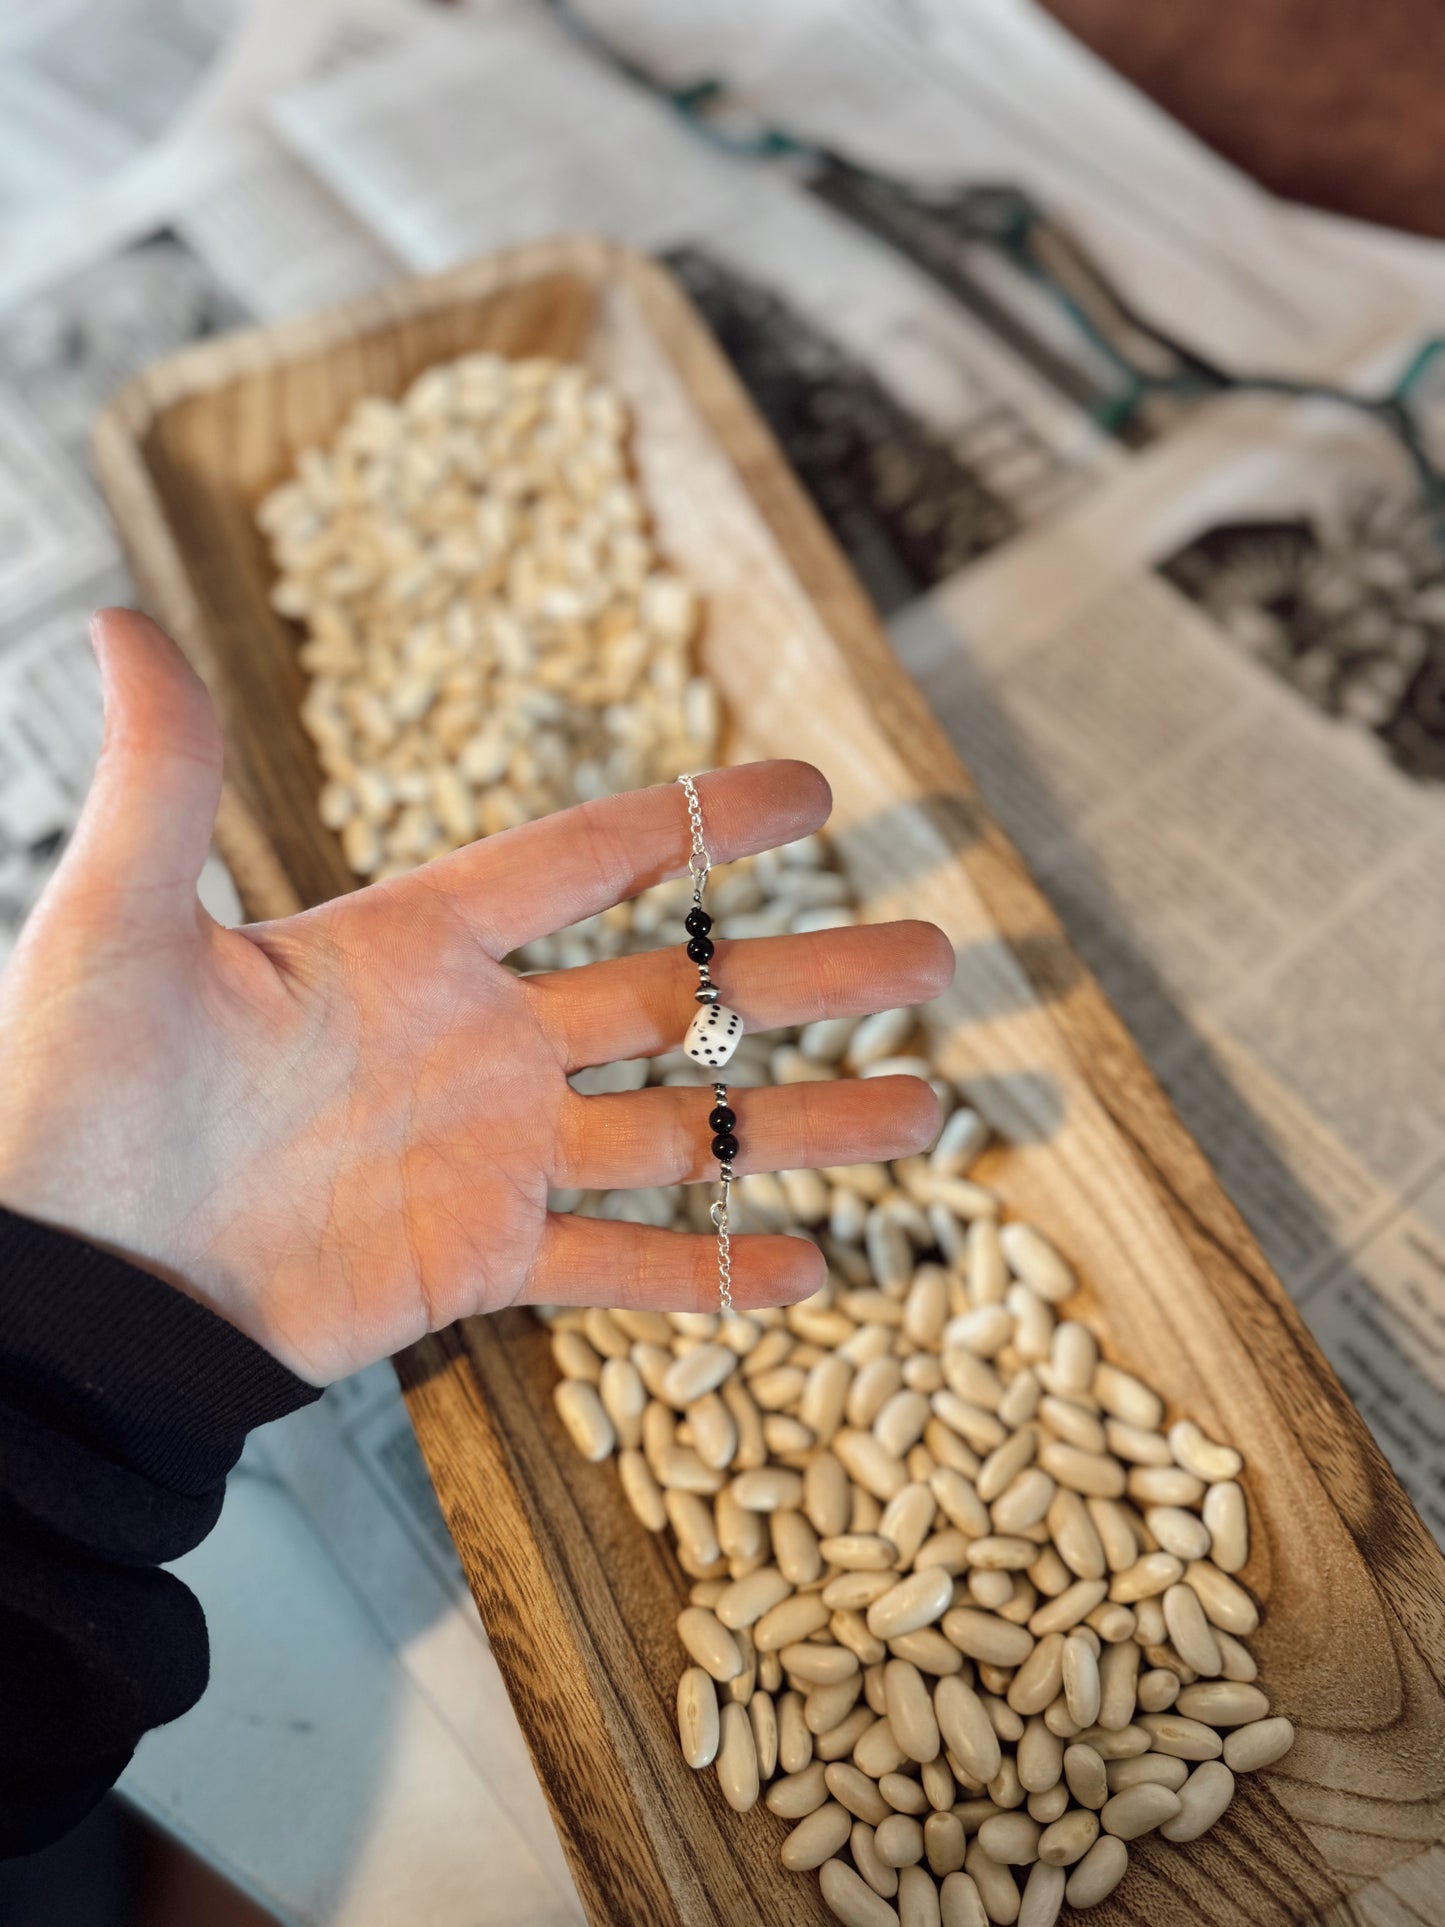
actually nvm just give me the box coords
[0,233,253,970]
[269,7,762,268]
[2,0,233,158]
[0,0,1442,1916]
[0,597,110,942]
[0,0,420,307]
[174,123,402,319]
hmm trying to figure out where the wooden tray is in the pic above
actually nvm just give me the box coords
[94,237,1445,1927]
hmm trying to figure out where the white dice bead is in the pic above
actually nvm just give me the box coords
[684,1002,744,1069]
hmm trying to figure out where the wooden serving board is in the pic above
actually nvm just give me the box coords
[94,238,1445,1927]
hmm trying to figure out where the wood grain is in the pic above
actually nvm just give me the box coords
[93,238,1445,1927]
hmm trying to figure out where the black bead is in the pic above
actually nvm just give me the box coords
[708,1105,736,1133]
[684,907,713,937]
[686,935,715,965]
[711,1131,740,1162]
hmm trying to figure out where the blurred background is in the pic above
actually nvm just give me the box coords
[1,1,1443,1922]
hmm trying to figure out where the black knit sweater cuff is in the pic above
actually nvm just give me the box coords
[0,1205,321,1494]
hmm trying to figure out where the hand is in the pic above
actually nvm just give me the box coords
[0,611,954,1384]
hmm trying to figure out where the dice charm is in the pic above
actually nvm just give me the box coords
[684,1000,743,1068]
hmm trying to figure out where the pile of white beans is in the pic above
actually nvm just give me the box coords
[545,1007,1293,1925]
[263,355,1292,1927]
[258,352,713,882]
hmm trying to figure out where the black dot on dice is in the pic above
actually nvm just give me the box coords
[709,1105,736,1133]
[712,1131,740,1161]
[686,935,715,964]
[684,908,713,937]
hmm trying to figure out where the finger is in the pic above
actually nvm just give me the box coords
[61,609,222,928]
[415,760,830,954]
[525,1214,825,1312]
[528,920,954,1072]
[554,1075,941,1191]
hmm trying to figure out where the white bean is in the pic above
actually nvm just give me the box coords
[678,1665,719,1767]
[1159,1759,1235,1840]
[1064,1834,1128,1908]
[1202,1481,1250,1573]
[999,1223,1075,1304]
[1100,1783,1182,1840]
[716,1700,760,1811]
[1222,1716,1295,1772]
[784,1801,853,1870]
[820,1857,901,1927]
[1168,1418,1243,1483]
[553,1381,614,1461]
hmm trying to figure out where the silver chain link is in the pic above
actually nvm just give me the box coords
[678,771,711,896]
[711,1077,734,1315]
[710,1180,733,1315]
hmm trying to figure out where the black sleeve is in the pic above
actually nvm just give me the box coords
[0,1205,322,1858]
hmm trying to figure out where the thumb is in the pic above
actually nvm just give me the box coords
[63,608,224,926]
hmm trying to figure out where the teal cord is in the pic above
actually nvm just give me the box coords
[1390,335,1445,400]
[666,80,808,158]
[1092,374,1146,436]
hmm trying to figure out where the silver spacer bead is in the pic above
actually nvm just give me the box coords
[694,984,721,1004]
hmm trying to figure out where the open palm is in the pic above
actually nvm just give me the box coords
[0,612,952,1382]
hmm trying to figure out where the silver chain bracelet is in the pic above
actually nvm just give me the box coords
[677,773,743,1315]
